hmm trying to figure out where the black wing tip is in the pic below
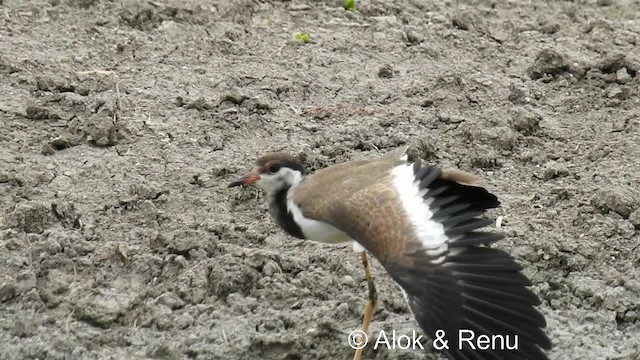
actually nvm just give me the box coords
[391,246,551,360]
[412,162,500,212]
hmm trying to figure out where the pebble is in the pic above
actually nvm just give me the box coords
[616,67,632,84]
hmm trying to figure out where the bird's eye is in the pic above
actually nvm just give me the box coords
[269,164,281,173]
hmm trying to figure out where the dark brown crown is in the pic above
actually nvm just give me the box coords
[255,153,305,174]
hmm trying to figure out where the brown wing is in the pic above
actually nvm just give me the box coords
[298,157,551,360]
[294,147,405,216]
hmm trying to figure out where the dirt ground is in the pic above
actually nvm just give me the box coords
[1,0,639,359]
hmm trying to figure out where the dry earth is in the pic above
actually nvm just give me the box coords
[1,0,640,359]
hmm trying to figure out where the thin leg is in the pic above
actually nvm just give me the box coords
[353,251,378,360]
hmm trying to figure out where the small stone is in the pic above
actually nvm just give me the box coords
[378,64,393,79]
[591,186,640,218]
[597,0,613,6]
[616,67,632,84]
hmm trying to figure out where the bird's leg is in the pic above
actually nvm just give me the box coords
[353,251,378,360]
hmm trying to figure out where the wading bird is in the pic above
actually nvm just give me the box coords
[229,146,551,360]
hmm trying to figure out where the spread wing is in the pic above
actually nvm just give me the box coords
[296,151,551,360]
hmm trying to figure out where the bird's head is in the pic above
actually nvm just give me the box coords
[228,153,305,194]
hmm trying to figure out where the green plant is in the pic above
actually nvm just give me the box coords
[345,0,356,11]
[293,32,311,43]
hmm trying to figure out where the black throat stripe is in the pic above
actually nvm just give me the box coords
[269,187,305,240]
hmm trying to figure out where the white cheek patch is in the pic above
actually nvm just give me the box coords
[391,164,449,254]
[257,168,304,194]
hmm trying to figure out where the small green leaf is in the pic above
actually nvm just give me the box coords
[293,32,311,43]
[345,0,356,11]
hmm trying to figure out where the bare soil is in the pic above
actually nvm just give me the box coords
[1,0,639,359]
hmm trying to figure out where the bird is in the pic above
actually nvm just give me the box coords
[228,145,551,360]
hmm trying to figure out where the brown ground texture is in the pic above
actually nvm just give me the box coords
[1,0,640,359]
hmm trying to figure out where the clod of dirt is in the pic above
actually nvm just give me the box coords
[435,110,466,124]
[597,0,614,6]
[584,19,613,33]
[539,22,560,35]
[0,277,17,303]
[84,116,127,146]
[404,30,423,45]
[159,230,204,257]
[198,132,224,150]
[75,295,125,328]
[41,136,82,155]
[607,86,631,100]
[25,105,59,120]
[528,49,569,80]
[218,93,248,108]
[508,83,533,104]
[155,292,186,310]
[591,186,640,218]
[463,124,519,151]
[35,77,57,92]
[120,5,160,31]
[410,136,438,161]
[510,107,541,134]
[470,148,501,170]
[15,271,37,296]
[8,202,56,234]
[378,64,394,79]
[121,4,208,31]
[451,9,489,35]
[68,0,99,9]
[538,161,571,180]
[629,209,640,229]
[177,96,214,111]
[208,255,260,299]
[146,343,178,359]
[47,230,96,257]
[598,54,638,77]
